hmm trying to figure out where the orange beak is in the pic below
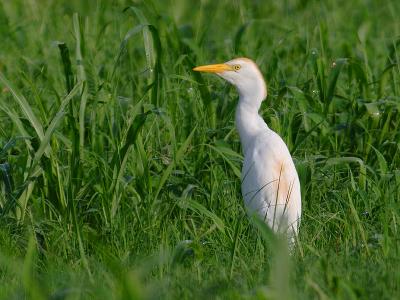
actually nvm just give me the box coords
[193,63,233,73]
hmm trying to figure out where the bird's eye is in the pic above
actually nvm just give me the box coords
[233,65,241,71]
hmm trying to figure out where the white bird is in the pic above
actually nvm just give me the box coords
[193,57,301,244]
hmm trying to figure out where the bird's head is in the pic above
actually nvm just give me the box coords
[193,57,267,103]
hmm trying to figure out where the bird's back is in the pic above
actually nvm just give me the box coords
[241,128,301,237]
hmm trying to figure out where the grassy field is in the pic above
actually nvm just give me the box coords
[0,0,399,299]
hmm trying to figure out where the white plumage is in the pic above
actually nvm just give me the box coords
[194,58,301,242]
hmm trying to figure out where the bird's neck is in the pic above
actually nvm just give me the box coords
[235,95,267,154]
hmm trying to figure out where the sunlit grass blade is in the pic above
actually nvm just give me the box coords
[127,6,155,69]
[32,82,82,168]
[73,13,89,152]
[0,72,45,143]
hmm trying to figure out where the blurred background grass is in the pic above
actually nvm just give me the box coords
[0,0,399,299]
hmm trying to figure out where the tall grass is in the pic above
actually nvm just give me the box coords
[0,0,399,299]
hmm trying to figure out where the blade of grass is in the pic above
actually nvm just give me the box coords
[73,13,89,153]
[178,198,225,233]
[32,82,82,167]
[154,126,197,201]
[110,111,151,220]
[0,72,46,147]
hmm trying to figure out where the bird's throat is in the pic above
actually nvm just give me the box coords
[235,98,267,155]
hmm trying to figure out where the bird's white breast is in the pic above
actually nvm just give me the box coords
[241,129,301,236]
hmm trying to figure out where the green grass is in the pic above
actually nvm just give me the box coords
[0,0,399,299]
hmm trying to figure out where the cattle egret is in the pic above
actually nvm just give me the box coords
[193,58,301,244]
